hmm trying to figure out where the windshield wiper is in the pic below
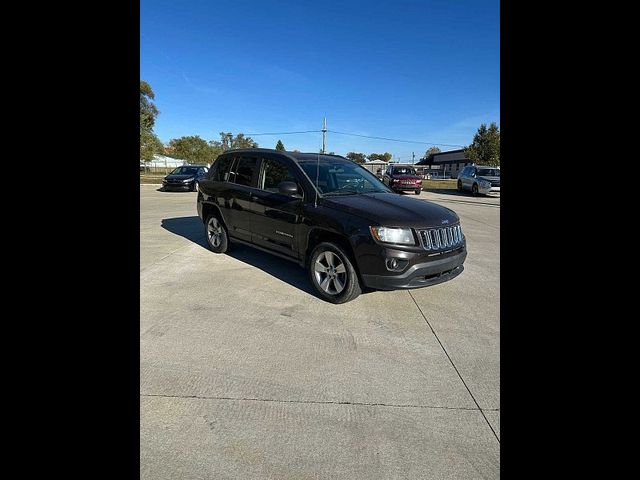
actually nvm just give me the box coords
[323,191,359,196]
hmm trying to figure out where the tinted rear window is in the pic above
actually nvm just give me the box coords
[231,157,259,187]
[212,157,233,181]
[392,167,416,175]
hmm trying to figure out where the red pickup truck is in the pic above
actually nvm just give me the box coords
[382,165,423,194]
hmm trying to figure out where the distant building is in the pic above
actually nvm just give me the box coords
[361,159,388,176]
[146,154,190,169]
[416,149,471,178]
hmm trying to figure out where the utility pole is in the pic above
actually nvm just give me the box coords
[412,152,415,164]
[321,117,327,154]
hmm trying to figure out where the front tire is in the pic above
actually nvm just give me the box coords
[457,180,463,192]
[193,181,199,192]
[472,183,479,196]
[414,189,421,195]
[205,214,229,253]
[309,242,361,304]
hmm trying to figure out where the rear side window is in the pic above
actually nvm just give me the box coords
[261,158,298,193]
[231,156,259,187]
[212,156,233,181]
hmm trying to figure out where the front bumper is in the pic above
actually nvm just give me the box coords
[477,184,492,194]
[361,247,467,290]
[163,182,191,190]
[392,184,422,191]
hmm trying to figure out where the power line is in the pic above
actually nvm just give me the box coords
[243,130,321,136]
[240,127,464,149]
[327,130,464,148]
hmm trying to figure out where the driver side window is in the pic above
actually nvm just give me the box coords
[260,158,299,194]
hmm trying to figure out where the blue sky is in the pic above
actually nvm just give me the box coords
[141,0,499,161]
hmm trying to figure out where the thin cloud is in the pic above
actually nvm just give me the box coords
[182,73,219,95]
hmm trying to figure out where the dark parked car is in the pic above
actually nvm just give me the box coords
[162,165,209,191]
[382,164,423,194]
[197,149,466,303]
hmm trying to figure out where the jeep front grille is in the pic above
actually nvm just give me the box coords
[419,225,464,251]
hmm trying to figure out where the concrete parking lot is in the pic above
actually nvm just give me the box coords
[140,185,500,479]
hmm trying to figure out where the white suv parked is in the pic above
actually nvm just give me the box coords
[457,165,500,195]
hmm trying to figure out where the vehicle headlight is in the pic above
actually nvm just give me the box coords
[183,177,194,183]
[370,226,416,245]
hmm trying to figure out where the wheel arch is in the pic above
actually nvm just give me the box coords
[201,202,227,229]
[304,228,363,285]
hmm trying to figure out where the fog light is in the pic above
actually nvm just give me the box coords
[386,257,408,271]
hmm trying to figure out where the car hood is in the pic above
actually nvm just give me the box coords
[321,192,459,228]
[164,174,194,181]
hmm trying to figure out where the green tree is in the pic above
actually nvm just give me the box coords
[140,80,159,130]
[140,80,163,161]
[233,133,258,149]
[140,129,163,161]
[209,139,224,159]
[219,132,259,149]
[275,139,285,150]
[424,146,441,158]
[367,152,392,162]
[346,152,367,164]
[167,135,216,164]
[464,123,500,166]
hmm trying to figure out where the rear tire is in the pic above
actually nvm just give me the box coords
[205,213,229,253]
[309,242,361,304]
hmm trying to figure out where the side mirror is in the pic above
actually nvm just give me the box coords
[278,181,301,197]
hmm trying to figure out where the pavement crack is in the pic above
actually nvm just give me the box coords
[140,393,498,412]
[140,241,200,273]
[408,291,501,444]
[457,216,500,230]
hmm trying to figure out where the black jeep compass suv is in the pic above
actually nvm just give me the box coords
[197,149,467,303]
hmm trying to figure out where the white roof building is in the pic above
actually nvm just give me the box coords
[145,154,189,169]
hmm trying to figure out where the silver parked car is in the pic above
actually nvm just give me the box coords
[457,165,500,195]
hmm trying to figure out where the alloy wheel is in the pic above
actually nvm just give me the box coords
[207,217,222,248]
[313,251,347,295]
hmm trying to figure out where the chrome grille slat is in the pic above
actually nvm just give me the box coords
[419,230,431,250]
[418,224,464,251]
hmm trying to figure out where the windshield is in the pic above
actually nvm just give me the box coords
[298,157,392,195]
[170,166,199,176]
[392,167,416,175]
[477,168,500,177]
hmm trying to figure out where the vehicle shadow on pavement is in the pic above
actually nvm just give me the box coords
[425,189,469,196]
[161,216,317,297]
[161,216,209,248]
